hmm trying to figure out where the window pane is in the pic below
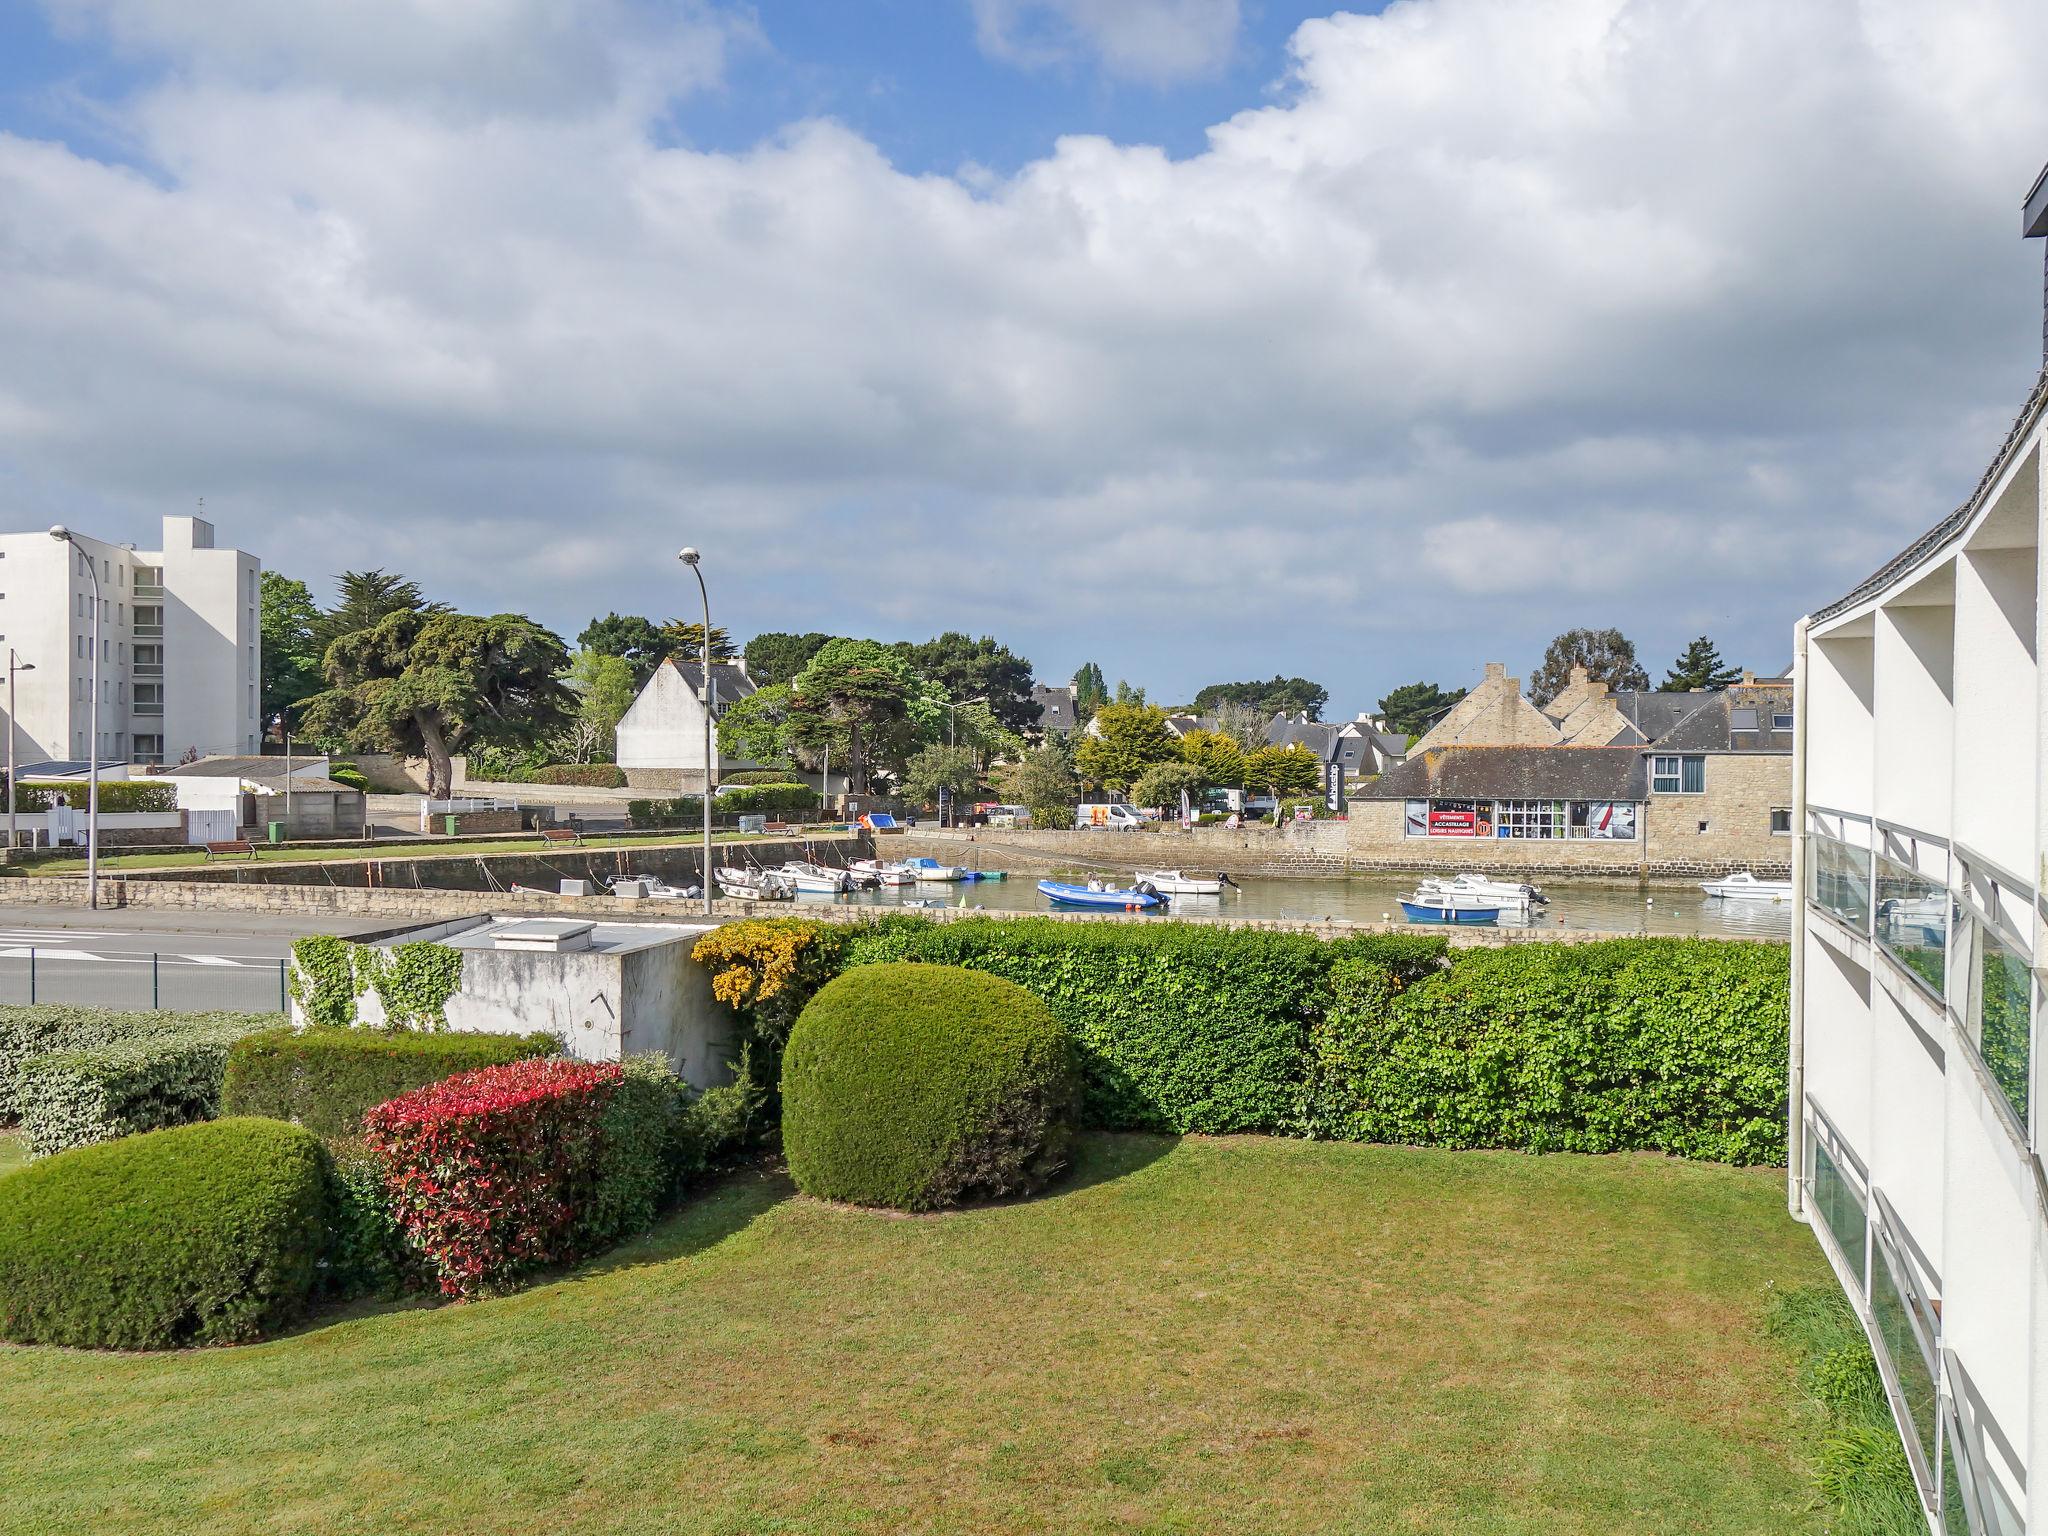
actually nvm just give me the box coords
[1966,914,2031,1130]
[1811,1139,1867,1288]
[1876,854,1947,998]
[1870,1249,1938,1474]
[1811,833,1872,930]
[1773,713,1795,731]
[1681,756,1705,793]
[1730,708,1758,730]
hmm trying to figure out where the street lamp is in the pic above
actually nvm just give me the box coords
[4,651,33,864]
[49,526,101,909]
[678,547,714,917]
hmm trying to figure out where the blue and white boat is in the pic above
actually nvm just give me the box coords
[1397,892,1501,925]
[903,856,965,882]
[1038,878,1167,911]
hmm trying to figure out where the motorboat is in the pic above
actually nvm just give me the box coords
[1700,871,1794,901]
[608,874,700,901]
[1038,878,1167,911]
[779,861,854,895]
[1133,868,1236,898]
[959,868,1008,882]
[716,866,795,901]
[1397,892,1502,925]
[904,856,966,882]
[1417,872,1547,905]
[848,858,916,887]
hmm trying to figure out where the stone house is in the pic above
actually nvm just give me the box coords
[1349,663,1794,877]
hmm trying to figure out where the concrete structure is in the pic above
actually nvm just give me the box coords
[0,514,260,769]
[288,915,738,1088]
[1787,171,2048,1536]
[157,754,367,840]
[615,657,759,791]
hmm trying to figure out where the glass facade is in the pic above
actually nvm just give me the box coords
[1958,910,2032,1132]
[1810,832,1873,932]
[1810,1138,1867,1288]
[1874,850,1947,997]
[1871,1245,1939,1477]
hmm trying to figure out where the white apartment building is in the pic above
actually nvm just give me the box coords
[1788,165,2048,1535]
[0,514,261,768]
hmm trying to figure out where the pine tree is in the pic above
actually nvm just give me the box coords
[1660,636,1743,692]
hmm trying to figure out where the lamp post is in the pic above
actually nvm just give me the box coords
[4,651,33,863]
[49,527,101,909]
[678,547,715,916]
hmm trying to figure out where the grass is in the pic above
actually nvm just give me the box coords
[0,1130,22,1177]
[19,830,830,877]
[0,1134,1831,1535]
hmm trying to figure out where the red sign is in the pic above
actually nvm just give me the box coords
[1428,807,1477,837]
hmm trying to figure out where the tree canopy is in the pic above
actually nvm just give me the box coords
[577,613,669,687]
[1377,681,1467,739]
[1244,743,1324,796]
[1660,636,1744,692]
[901,744,983,808]
[895,632,1041,733]
[258,572,323,733]
[998,744,1079,828]
[1192,676,1329,721]
[1130,761,1207,812]
[657,620,738,663]
[563,649,637,762]
[1071,662,1108,721]
[1175,728,1246,789]
[785,639,928,794]
[743,631,833,688]
[1530,628,1649,707]
[298,611,573,798]
[313,569,439,652]
[1073,703,1179,793]
[716,682,797,769]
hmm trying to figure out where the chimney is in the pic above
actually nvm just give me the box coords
[2028,159,2048,365]
[1568,664,1588,686]
[1483,662,1506,682]
[1586,677,1607,699]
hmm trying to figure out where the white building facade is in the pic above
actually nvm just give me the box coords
[0,514,261,768]
[1790,174,2048,1533]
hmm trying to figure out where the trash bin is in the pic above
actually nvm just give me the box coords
[267,821,284,844]
[444,814,459,836]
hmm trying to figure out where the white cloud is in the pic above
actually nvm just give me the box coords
[970,0,1242,84]
[3,0,2048,702]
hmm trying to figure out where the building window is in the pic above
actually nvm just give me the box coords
[1570,800,1639,839]
[1729,707,1758,731]
[133,682,164,718]
[133,733,164,766]
[1809,1136,1867,1289]
[1770,807,1792,835]
[1652,754,1705,793]
[1772,712,1794,731]
[1494,800,1565,839]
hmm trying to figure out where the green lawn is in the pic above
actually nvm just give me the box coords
[0,1135,1829,1535]
[0,1131,22,1178]
[20,830,827,877]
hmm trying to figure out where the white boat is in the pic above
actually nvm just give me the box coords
[1133,868,1236,897]
[904,856,965,882]
[1417,872,1548,906]
[848,857,916,887]
[716,866,795,901]
[1700,871,1794,901]
[608,873,701,900]
[779,861,853,895]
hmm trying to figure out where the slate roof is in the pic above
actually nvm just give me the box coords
[1361,746,1646,802]
[1030,683,1077,733]
[667,661,757,708]
[1265,714,1337,753]
[162,755,329,779]
[1653,685,1796,753]
[1813,364,2048,623]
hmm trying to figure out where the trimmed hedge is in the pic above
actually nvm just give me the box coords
[529,764,627,788]
[17,1016,265,1156]
[0,1117,329,1348]
[783,963,1077,1210]
[628,784,819,828]
[838,917,1448,1133]
[0,1005,278,1121]
[13,779,177,813]
[1299,938,1790,1163]
[222,1026,557,1137]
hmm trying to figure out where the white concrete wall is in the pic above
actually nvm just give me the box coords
[1953,548,2037,876]
[616,661,712,776]
[153,516,261,760]
[1874,601,1955,837]
[1806,631,1874,812]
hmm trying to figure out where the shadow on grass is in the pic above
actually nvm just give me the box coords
[1056,1131,1181,1197]
[577,1163,796,1281]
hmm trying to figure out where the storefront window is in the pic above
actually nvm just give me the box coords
[1570,801,1638,840]
[1875,852,1947,998]
[1493,800,1564,839]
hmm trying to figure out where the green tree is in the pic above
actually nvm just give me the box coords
[657,620,738,663]
[1192,676,1329,720]
[313,569,439,651]
[901,744,983,808]
[577,613,668,687]
[258,572,324,732]
[298,611,573,799]
[1074,704,1179,793]
[563,649,637,761]
[1245,743,1323,798]
[786,640,923,794]
[744,631,834,688]
[897,632,1041,733]
[1112,679,1147,708]
[1072,662,1109,721]
[1377,681,1468,739]
[1530,628,1648,707]
[716,682,797,769]
[1129,761,1207,812]
[997,743,1079,828]
[1660,636,1744,692]
[1212,700,1269,751]
[1176,728,1246,788]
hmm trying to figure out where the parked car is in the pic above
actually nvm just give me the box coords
[1074,803,1145,830]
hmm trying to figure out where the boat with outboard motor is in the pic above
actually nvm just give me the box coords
[904,856,966,882]
[606,873,701,900]
[780,861,854,895]
[1038,877,1168,911]
[1397,890,1502,925]
[1700,870,1794,901]
[716,866,795,901]
[848,858,915,886]
[1411,872,1544,917]
[1132,868,1236,897]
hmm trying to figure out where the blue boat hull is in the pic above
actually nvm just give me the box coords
[1038,880,1164,910]
[1399,900,1500,925]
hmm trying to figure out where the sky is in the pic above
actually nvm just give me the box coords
[2,0,2047,714]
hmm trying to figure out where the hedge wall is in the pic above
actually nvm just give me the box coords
[17,1016,267,1156]
[838,917,1448,1134]
[628,784,819,828]
[0,1006,278,1122]
[222,1026,558,1137]
[12,779,178,813]
[528,764,626,788]
[1298,938,1791,1164]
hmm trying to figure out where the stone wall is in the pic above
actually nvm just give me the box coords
[900,821,1349,878]
[1642,753,1793,877]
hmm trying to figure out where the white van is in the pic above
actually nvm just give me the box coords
[1074,803,1145,830]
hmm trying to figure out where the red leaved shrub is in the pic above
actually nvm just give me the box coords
[363,1057,619,1299]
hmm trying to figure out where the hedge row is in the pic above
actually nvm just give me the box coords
[222,1026,558,1137]
[0,1006,277,1129]
[17,1019,263,1157]
[628,784,819,827]
[12,779,178,813]
[525,764,627,788]
[696,917,1791,1163]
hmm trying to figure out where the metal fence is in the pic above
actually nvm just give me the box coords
[0,951,290,1013]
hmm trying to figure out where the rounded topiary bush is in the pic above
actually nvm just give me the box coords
[781,962,1078,1211]
[0,1116,330,1349]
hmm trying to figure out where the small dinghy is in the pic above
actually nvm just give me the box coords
[1398,892,1502,925]
[1038,877,1167,911]
[904,856,966,882]
[716,866,795,901]
[1700,871,1794,901]
[1133,868,1236,897]
[780,861,853,895]
[848,858,916,886]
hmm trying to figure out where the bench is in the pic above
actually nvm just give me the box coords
[539,826,583,846]
[204,840,257,861]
